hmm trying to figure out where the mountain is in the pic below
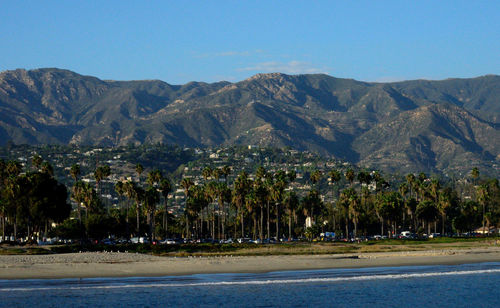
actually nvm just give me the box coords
[1,68,499,176]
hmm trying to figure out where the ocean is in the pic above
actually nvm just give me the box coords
[1,262,499,307]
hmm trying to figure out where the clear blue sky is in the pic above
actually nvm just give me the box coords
[1,1,499,84]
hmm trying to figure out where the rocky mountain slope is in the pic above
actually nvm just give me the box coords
[1,68,499,176]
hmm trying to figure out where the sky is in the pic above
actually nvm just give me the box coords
[1,1,499,84]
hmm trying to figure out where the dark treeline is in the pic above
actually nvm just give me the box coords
[1,154,499,243]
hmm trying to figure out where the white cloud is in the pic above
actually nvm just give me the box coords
[239,61,329,75]
[193,50,263,58]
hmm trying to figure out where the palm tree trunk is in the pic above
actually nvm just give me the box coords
[275,204,280,240]
[267,200,270,239]
[212,205,215,239]
[136,203,140,234]
[222,202,226,240]
[260,205,263,240]
[14,215,17,241]
[2,216,5,241]
[253,217,257,240]
[441,214,445,236]
[240,210,244,238]
[288,208,292,240]
[152,211,156,242]
[164,201,168,238]
[345,217,349,239]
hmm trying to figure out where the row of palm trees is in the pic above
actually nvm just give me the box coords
[3,153,497,242]
[173,166,499,240]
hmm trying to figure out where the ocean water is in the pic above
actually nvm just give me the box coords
[1,262,499,307]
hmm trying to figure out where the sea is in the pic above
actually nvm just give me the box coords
[1,262,499,307]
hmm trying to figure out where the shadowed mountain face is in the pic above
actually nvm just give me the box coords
[1,68,499,176]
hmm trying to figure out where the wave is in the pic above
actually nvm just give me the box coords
[2,268,500,292]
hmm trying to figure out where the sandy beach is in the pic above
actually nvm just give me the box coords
[1,247,499,280]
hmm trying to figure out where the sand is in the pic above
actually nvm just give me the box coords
[1,247,499,280]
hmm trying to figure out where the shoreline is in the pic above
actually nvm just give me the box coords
[1,247,499,280]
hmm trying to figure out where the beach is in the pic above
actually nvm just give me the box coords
[1,247,500,280]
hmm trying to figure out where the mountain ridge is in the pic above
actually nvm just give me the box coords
[1,68,499,176]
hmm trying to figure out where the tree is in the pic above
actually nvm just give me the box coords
[147,169,163,187]
[159,178,172,237]
[471,168,479,186]
[406,173,416,199]
[283,191,298,240]
[232,171,251,238]
[477,184,489,234]
[214,182,230,240]
[180,177,194,237]
[416,200,439,235]
[202,167,213,181]
[4,161,24,239]
[26,172,71,239]
[41,161,54,177]
[345,169,355,187]
[344,188,361,238]
[144,186,160,242]
[328,169,342,230]
[271,171,288,239]
[135,163,144,181]
[310,170,322,188]
[221,165,231,183]
[375,192,403,237]
[31,155,43,171]
[438,188,453,235]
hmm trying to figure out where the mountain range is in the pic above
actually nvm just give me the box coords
[1,68,499,176]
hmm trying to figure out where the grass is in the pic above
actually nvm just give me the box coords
[1,237,498,257]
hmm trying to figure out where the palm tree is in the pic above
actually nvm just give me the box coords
[328,169,341,230]
[0,159,6,241]
[94,165,111,211]
[4,162,23,240]
[233,171,250,238]
[477,184,489,235]
[159,178,172,237]
[272,170,288,240]
[70,164,82,222]
[345,189,361,238]
[32,155,43,171]
[221,165,231,183]
[202,167,213,181]
[212,168,222,182]
[41,161,54,177]
[144,186,160,242]
[147,169,163,187]
[121,180,137,237]
[264,173,274,239]
[180,177,194,237]
[254,179,267,240]
[471,167,479,186]
[405,173,415,198]
[310,170,322,190]
[283,191,298,240]
[135,163,144,181]
[398,182,409,230]
[245,190,258,239]
[438,188,452,235]
[416,200,439,235]
[345,169,355,188]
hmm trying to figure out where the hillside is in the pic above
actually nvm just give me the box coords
[0,68,499,176]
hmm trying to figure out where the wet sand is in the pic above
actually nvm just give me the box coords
[1,247,499,279]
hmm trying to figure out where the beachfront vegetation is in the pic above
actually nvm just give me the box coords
[0,145,499,245]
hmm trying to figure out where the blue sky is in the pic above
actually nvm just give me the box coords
[1,1,499,84]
